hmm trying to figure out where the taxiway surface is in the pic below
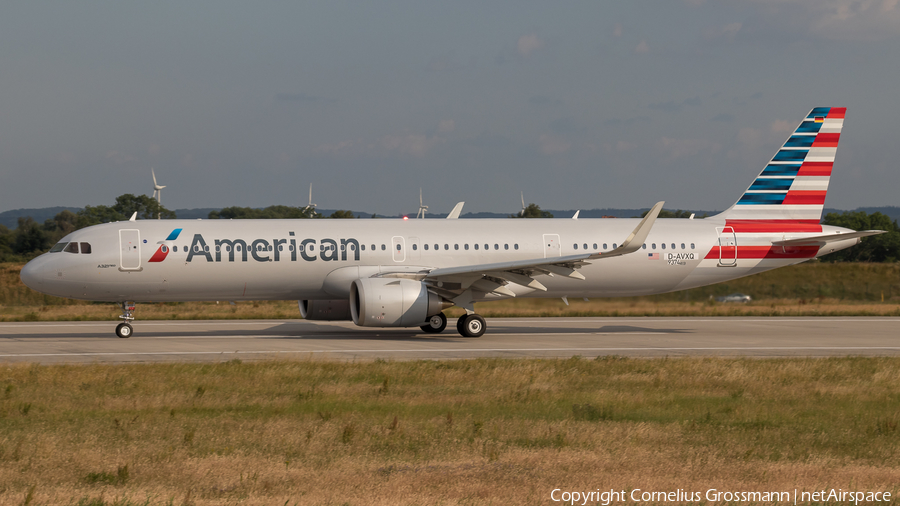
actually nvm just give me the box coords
[0,317,897,364]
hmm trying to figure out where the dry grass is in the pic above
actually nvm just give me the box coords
[1,357,899,505]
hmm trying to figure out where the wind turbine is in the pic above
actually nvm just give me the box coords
[303,183,317,216]
[518,191,526,217]
[151,168,166,219]
[416,188,429,219]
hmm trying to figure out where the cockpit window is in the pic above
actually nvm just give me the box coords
[49,242,67,253]
[64,242,80,254]
[80,242,92,254]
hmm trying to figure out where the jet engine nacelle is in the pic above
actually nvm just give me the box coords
[350,278,449,327]
[298,299,352,321]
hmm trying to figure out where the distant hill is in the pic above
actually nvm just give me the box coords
[2,205,898,228]
[0,207,81,229]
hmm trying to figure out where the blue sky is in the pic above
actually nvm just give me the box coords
[2,1,899,215]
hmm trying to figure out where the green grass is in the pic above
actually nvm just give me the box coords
[1,358,900,504]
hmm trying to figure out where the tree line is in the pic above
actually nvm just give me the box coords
[1,196,897,262]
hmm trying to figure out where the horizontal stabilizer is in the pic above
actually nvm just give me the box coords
[772,230,885,246]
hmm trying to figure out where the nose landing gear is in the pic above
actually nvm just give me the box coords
[116,301,135,338]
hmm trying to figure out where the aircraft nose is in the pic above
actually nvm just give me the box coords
[20,258,44,289]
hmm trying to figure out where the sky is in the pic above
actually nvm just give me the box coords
[1,1,899,216]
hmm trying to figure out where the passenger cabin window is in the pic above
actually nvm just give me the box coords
[49,242,67,253]
[423,244,428,250]
[464,244,469,250]
[474,244,479,250]
[381,244,386,251]
[64,242,79,254]
[412,244,418,251]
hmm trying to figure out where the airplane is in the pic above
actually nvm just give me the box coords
[20,107,884,339]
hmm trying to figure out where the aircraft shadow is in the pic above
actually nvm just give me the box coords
[4,322,688,341]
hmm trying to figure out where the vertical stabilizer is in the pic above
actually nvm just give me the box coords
[714,107,845,226]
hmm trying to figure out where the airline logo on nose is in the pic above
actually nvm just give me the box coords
[149,228,183,262]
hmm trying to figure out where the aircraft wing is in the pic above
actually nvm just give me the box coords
[772,230,885,247]
[378,201,664,305]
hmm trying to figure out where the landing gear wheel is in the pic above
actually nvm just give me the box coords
[458,314,486,338]
[420,312,447,333]
[116,301,136,338]
[116,322,133,339]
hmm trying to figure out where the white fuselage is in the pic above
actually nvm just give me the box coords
[20,217,857,303]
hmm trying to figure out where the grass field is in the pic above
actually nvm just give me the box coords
[1,357,899,505]
[2,262,900,321]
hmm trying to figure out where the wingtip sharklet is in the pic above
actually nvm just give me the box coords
[595,201,664,258]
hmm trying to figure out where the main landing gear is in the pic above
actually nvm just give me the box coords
[115,301,135,338]
[420,312,448,333]
[456,314,486,338]
[419,312,487,337]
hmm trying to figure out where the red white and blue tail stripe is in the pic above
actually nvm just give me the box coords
[716,107,845,228]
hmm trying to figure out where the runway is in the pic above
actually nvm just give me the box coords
[0,317,898,364]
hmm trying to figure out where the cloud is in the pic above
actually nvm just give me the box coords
[549,117,585,135]
[275,93,336,104]
[437,119,455,133]
[649,96,701,112]
[538,134,572,155]
[807,0,900,40]
[106,151,135,164]
[616,140,637,152]
[517,33,544,57]
[712,113,735,122]
[634,40,650,53]
[703,22,742,43]
[658,137,720,159]
[737,127,762,148]
[613,23,623,37]
[604,116,651,126]
[427,53,465,72]
[313,140,355,156]
[529,95,563,107]
[769,119,795,135]
[738,0,900,41]
[380,134,441,157]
